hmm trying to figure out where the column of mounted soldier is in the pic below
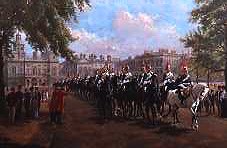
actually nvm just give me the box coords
[55,63,226,124]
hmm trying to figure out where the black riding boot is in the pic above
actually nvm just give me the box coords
[177,89,184,105]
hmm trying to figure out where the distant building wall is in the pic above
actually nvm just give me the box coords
[4,34,60,88]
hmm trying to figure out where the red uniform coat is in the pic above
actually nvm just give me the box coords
[49,90,66,113]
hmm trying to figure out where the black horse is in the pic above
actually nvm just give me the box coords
[143,75,160,125]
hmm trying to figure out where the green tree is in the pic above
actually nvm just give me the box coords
[182,0,227,89]
[0,0,90,105]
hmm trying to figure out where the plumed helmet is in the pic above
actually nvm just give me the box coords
[124,65,129,71]
[145,64,151,71]
[165,62,171,71]
[182,66,188,73]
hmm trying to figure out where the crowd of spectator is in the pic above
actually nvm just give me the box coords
[199,84,227,117]
[5,85,49,124]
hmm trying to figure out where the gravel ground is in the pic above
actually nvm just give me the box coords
[1,94,227,148]
[50,95,227,148]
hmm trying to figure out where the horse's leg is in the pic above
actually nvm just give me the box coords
[124,99,128,118]
[145,104,151,123]
[106,95,112,119]
[191,113,198,131]
[127,100,130,118]
[191,99,200,131]
[194,115,199,131]
[128,99,132,118]
[151,105,156,125]
[129,100,133,118]
[172,105,177,124]
[138,99,143,118]
[112,97,116,116]
[107,97,112,119]
[174,109,177,124]
[133,100,136,118]
[115,98,119,116]
[125,99,129,118]
[163,102,171,118]
[140,102,145,118]
[97,96,102,118]
[133,100,137,117]
[103,97,107,120]
[191,114,195,129]
[142,98,146,119]
[160,100,165,116]
[128,100,131,118]
[118,98,122,117]
[123,98,126,118]
[176,109,180,123]
[156,100,161,117]
[126,99,129,118]
[172,110,175,124]
[120,98,124,117]
[122,98,126,118]
[137,101,141,117]
[161,93,167,115]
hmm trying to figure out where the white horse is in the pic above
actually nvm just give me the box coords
[166,83,209,131]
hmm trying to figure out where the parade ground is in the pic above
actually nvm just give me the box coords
[1,94,227,148]
[50,95,227,148]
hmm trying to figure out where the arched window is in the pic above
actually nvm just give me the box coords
[42,79,46,86]
[38,68,41,76]
[33,67,37,75]
[26,79,30,87]
[19,67,23,75]
[78,67,82,74]
[39,79,42,86]
[26,69,29,76]
[31,78,37,86]
[84,67,88,76]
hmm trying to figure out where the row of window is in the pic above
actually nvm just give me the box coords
[9,66,58,76]
[25,79,47,87]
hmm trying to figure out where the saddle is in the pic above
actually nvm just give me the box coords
[177,87,191,105]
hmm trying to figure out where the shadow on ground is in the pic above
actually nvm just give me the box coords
[0,136,44,148]
[155,124,192,136]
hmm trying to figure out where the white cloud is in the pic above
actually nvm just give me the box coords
[113,11,155,40]
[112,11,183,54]
[70,10,186,58]
[70,29,119,56]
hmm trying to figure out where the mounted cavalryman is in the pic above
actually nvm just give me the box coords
[175,66,192,105]
[163,63,175,91]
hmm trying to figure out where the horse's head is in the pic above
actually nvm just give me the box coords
[192,83,209,100]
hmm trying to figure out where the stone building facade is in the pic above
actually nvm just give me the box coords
[60,53,120,78]
[119,49,190,80]
[4,34,61,88]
